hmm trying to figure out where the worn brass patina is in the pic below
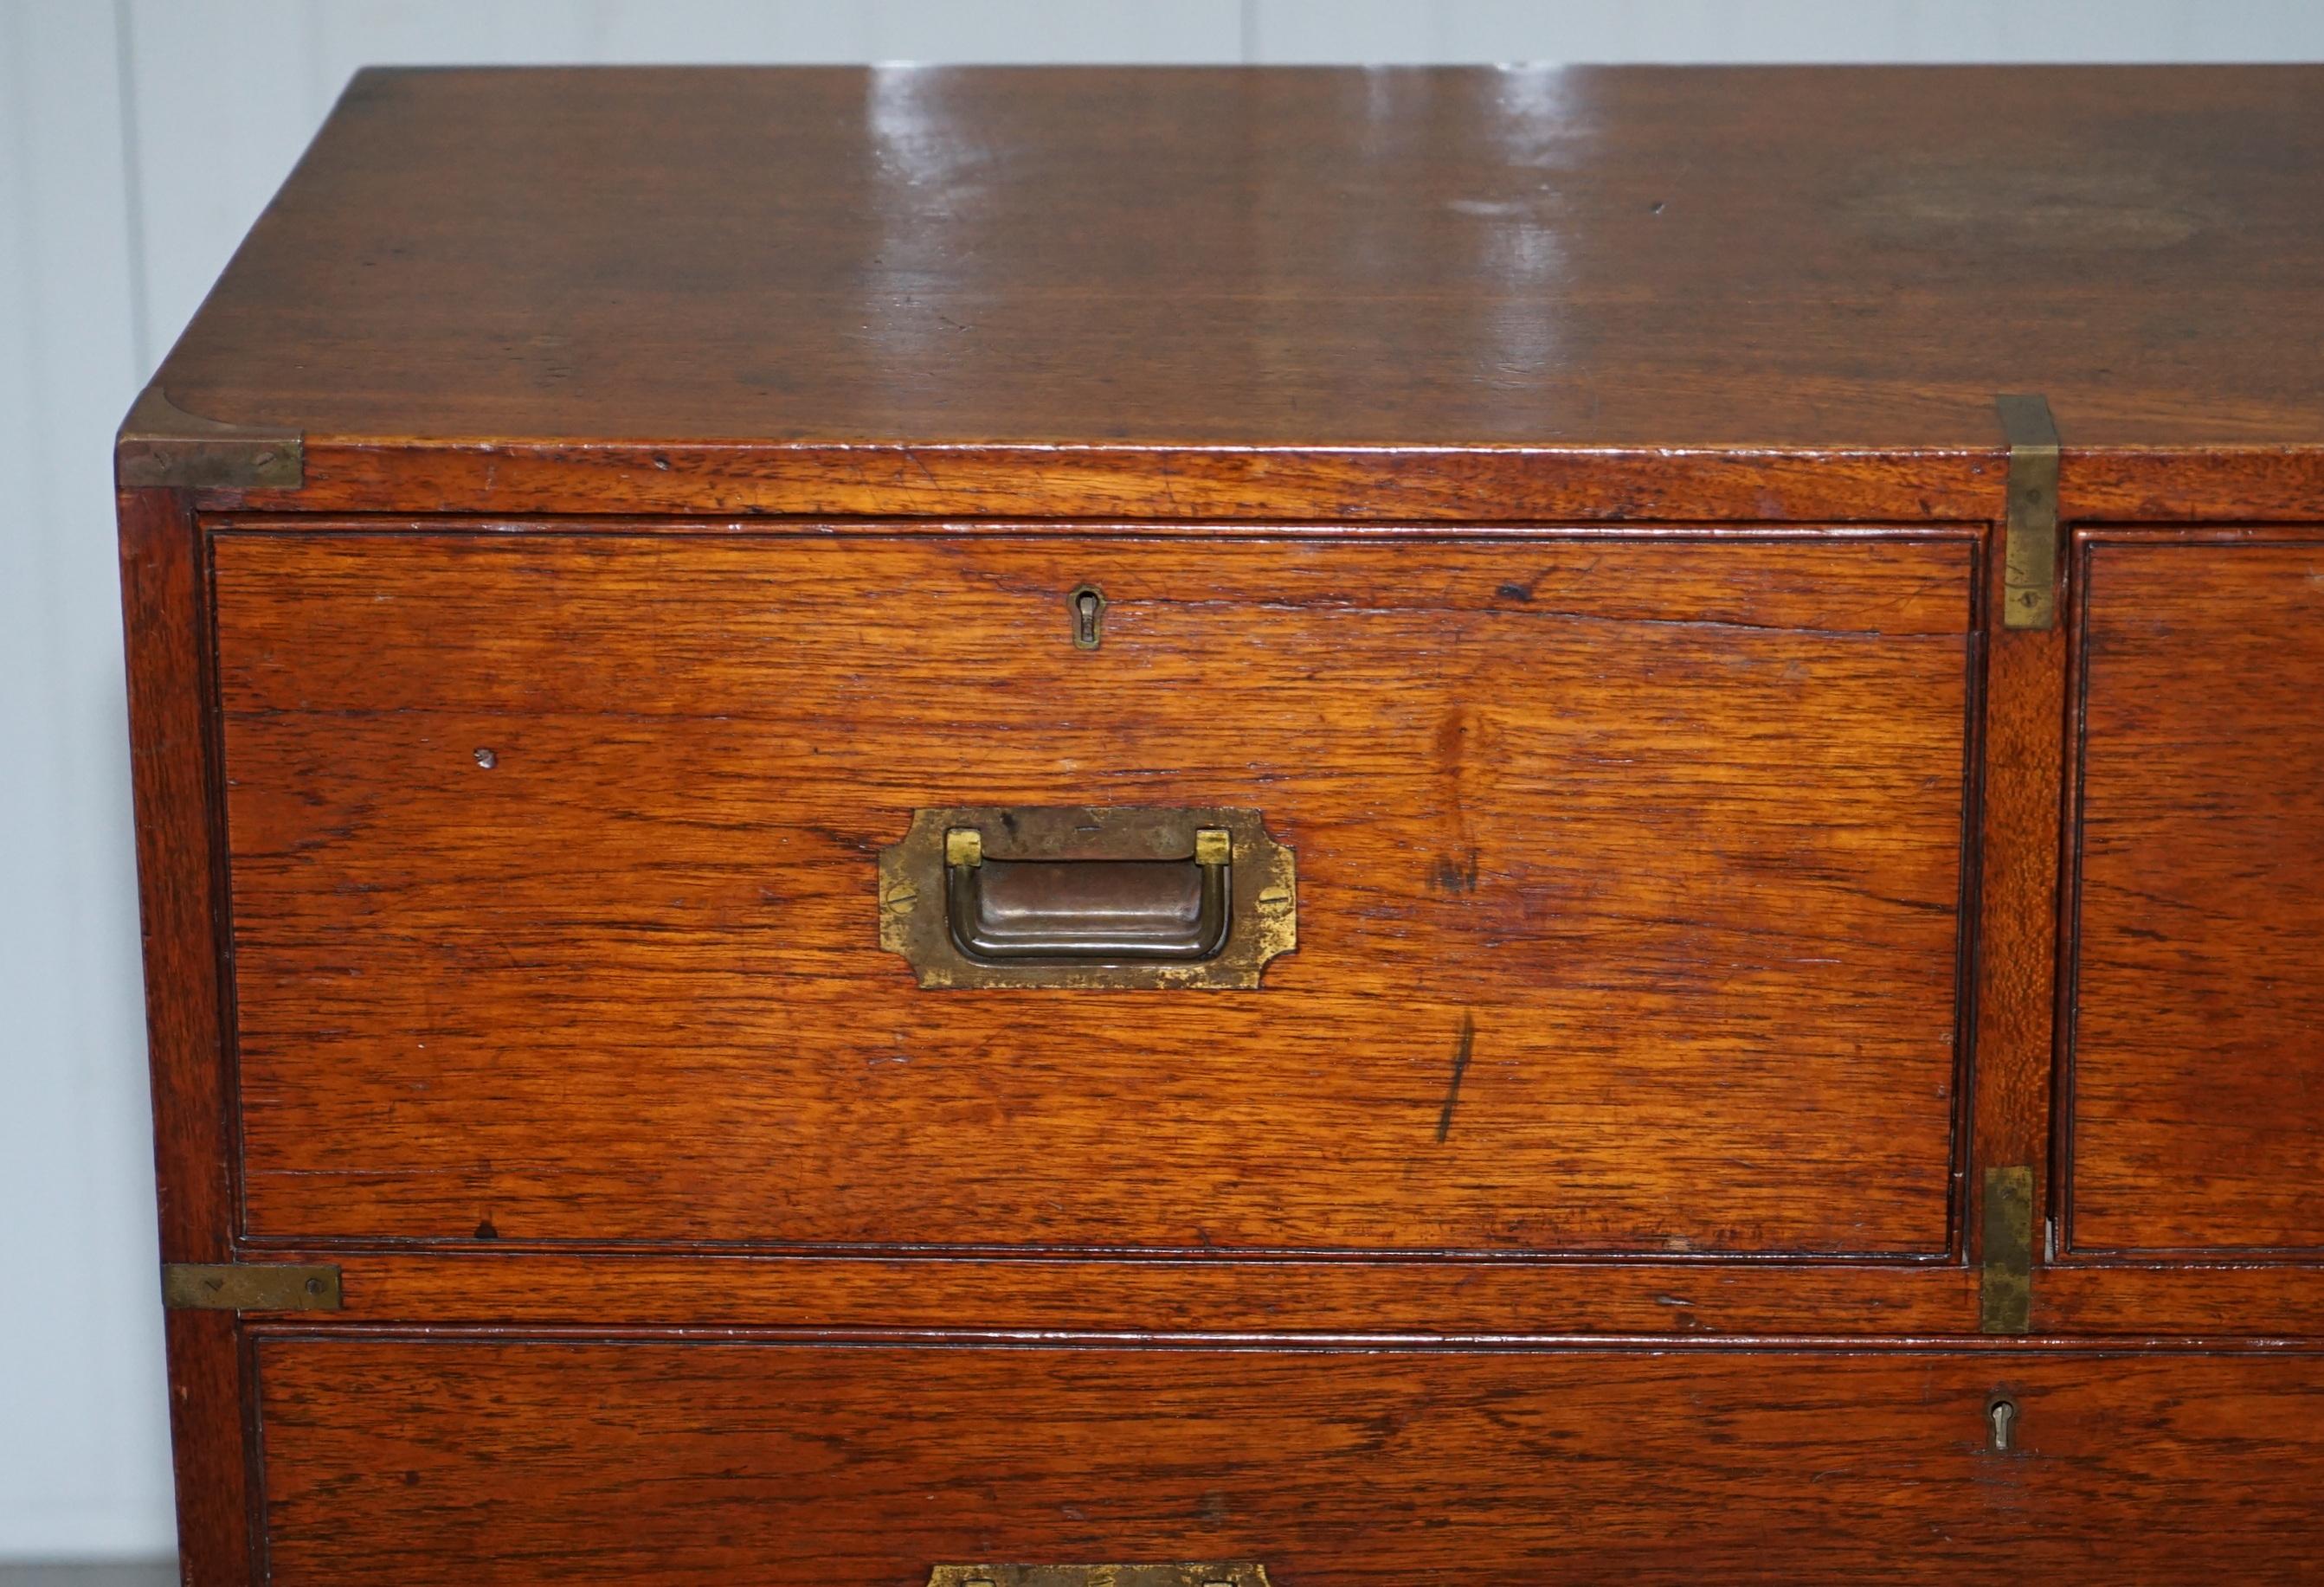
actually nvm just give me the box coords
[1980,1166,2034,1335]
[1997,392,2061,631]
[879,806,1296,990]
[162,1263,342,1313]
[1067,583,1108,649]
[117,384,305,490]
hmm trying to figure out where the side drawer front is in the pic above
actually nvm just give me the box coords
[216,527,1975,1256]
[254,1337,2324,1584]
[2068,536,2324,1256]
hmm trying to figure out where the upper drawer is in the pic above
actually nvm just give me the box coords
[214,527,1976,1256]
[2065,534,2324,1257]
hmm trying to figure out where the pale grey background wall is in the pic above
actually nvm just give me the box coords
[6,0,2324,1561]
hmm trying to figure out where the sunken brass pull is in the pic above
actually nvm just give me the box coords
[879,806,1297,991]
[944,825,1232,963]
[928,1570,1272,1587]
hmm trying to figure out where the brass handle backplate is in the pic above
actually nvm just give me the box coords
[878,806,1297,990]
[929,1569,1272,1587]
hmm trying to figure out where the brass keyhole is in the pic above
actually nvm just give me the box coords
[1987,1396,2019,1451]
[1069,584,1106,649]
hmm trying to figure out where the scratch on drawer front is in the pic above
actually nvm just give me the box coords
[1437,1012,1477,1142]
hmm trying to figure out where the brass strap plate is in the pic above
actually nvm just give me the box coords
[1996,392,2061,631]
[163,1263,342,1313]
[930,1571,1271,1587]
[1980,1166,2034,1335]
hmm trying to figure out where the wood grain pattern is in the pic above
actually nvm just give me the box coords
[157,66,2324,524]
[119,487,256,1587]
[2066,533,2324,1255]
[253,1335,2324,1584]
[195,441,2324,529]
[213,527,1975,1256]
[117,487,234,1263]
[2038,1265,2324,1338]
[160,67,2324,452]
[218,442,2008,527]
[161,1310,252,1587]
[1967,485,2063,1263]
[117,62,2324,1584]
[268,1250,1974,1336]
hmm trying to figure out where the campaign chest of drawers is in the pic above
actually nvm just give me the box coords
[118,65,2324,1584]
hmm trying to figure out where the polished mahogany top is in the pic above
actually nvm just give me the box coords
[154,65,2324,453]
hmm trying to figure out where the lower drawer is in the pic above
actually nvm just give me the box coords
[254,1336,2324,1584]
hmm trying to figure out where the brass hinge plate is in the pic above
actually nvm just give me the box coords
[162,1262,341,1313]
[1980,1166,2034,1334]
[930,1571,1270,1587]
[1996,392,2061,631]
[117,385,303,491]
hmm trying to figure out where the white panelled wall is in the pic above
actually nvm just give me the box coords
[5,0,2324,1562]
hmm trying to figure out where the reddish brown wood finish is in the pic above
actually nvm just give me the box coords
[270,1250,1974,1336]
[213,528,1974,1256]
[118,488,235,1263]
[2038,1266,2324,1338]
[149,67,2324,523]
[119,487,255,1586]
[115,63,2324,1587]
[235,445,2005,526]
[161,69,2324,451]
[196,441,2324,528]
[252,1335,2324,1584]
[1967,515,2063,1263]
[2064,532,2324,1256]
[160,1310,251,1587]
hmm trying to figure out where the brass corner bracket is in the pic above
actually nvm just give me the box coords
[1995,393,2060,631]
[117,385,304,491]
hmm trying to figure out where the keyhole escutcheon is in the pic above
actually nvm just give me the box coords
[1987,1395,2019,1452]
[1069,584,1106,649]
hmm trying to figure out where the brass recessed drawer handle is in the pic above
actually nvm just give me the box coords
[944,824,1232,962]
[879,806,1297,990]
[930,1569,1272,1587]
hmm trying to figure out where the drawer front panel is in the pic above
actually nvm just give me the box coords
[2069,536,2324,1255]
[253,1336,2324,1584]
[215,529,1974,1255]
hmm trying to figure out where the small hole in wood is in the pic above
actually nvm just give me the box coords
[473,747,498,768]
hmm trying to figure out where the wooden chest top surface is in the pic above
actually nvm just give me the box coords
[158,64,2324,453]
